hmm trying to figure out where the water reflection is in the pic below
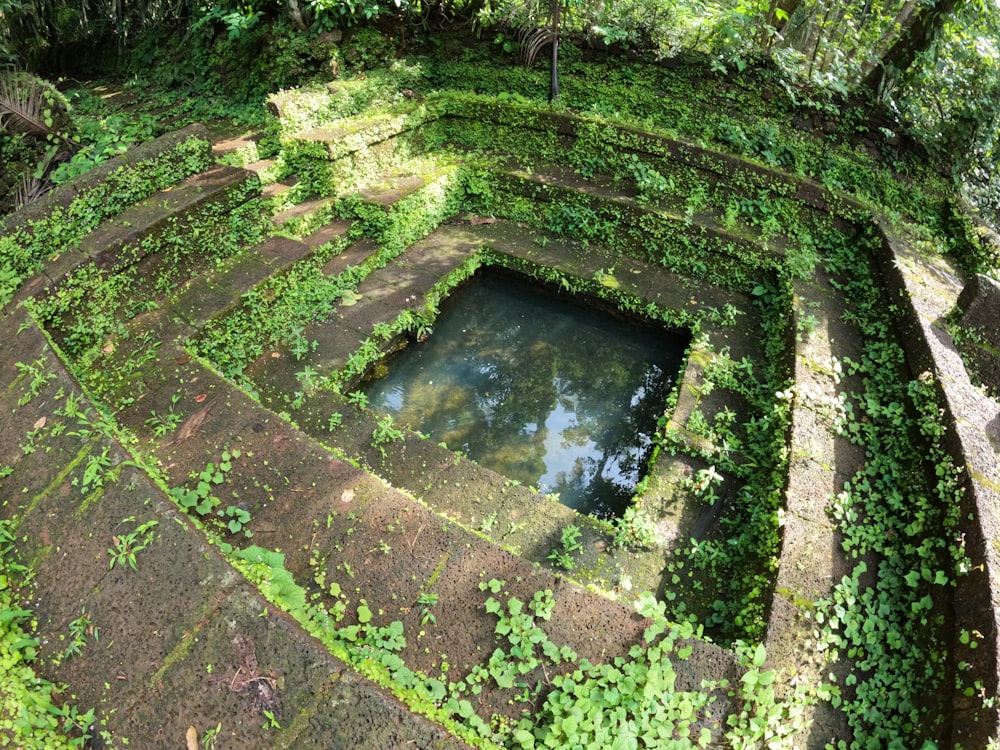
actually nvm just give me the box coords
[363,270,689,517]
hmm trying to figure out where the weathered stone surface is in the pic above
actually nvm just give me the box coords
[874,219,1000,747]
[955,272,1000,392]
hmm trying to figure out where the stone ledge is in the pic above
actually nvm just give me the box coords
[955,273,1000,393]
[0,123,212,238]
[874,218,1000,747]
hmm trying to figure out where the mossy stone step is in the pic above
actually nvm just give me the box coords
[271,195,336,226]
[491,164,787,268]
[355,164,454,207]
[874,220,1000,748]
[760,270,868,743]
[88,224,344,421]
[211,129,264,157]
[0,123,213,241]
[9,164,258,318]
[0,310,472,750]
[291,110,424,162]
[244,223,480,405]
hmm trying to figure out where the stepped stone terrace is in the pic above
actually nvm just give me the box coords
[1,79,1000,748]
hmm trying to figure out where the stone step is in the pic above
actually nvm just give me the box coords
[244,158,285,185]
[12,164,260,314]
[211,129,265,157]
[265,75,395,139]
[303,218,353,249]
[762,270,866,744]
[875,222,1000,747]
[261,179,294,202]
[0,307,472,750]
[1,123,214,241]
[490,163,787,269]
[356,164,450,207]
[271,195,335,226]
[291,109,423,163]
[245,158,464,397]
[1,125,216,322]
[275,104,441,205]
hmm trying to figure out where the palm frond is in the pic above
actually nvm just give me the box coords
[12,146,64,211]
[13,170,52,211]
[518,25,556,68]
[0,73,54,139]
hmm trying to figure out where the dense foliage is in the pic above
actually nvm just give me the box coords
[1,0,999,191]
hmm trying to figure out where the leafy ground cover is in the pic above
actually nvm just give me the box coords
[0,521,94,748]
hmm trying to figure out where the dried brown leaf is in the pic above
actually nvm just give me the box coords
[170,403,211,444]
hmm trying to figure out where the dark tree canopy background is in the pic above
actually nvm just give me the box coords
[1,0,998,204]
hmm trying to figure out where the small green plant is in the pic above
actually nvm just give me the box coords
[61,607,98,662]
[262,709,280,729]
[108,518,159,570]
[170,450,241,516]
[218,505,252,538]
[54,704,97,747]
[14,358,57,406]
[347,390,370,408]
[372,413,404,458]
[478,511,498,534]
[416,592,439,627]
[796,312,820,341]
[74,445,115,496]
[144,393,183,437]
[327,412,343,431]
[689,465,724,503]
[613,505,659,550]
[722,199,740,231]
[624,153,673,201]
[286,325,316,360]
[547,524,583,571]
[684,182,709,220]
[201,723,222,749]
[296,365,321,393]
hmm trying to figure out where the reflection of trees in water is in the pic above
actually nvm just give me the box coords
[368,272,685,514]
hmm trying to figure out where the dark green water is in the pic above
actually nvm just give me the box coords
[362,270,689,517]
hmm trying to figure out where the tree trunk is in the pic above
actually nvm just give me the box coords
[856,0,918,82]
[861,0,966,96]
[778,0,830,63]
[286,0,308,32]
[549,0,559,102]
